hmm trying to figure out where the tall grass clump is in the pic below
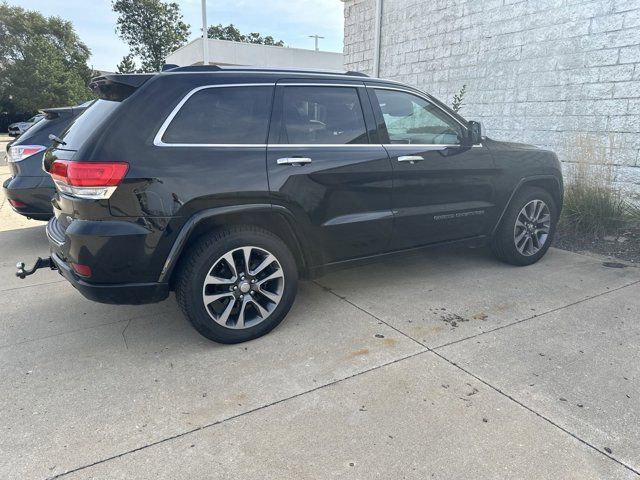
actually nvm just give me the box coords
[561,136,638,235]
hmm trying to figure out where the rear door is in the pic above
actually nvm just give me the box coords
[266,80,393,263]
[368,86,497,249]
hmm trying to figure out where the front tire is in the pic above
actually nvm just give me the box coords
[175,226,298,344]
[491,186,557,266]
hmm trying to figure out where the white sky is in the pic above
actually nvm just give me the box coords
[12,0,345,71]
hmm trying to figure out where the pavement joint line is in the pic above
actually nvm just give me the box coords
[312,280,431,351]
[48,348,429,479]
[432,278,640,351]
[431,349,640,477]
[314,278,640,477]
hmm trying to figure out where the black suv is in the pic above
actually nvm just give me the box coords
[29,66,563,344]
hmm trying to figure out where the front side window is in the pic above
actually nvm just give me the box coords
[162,86,273,144]
[374,89,463,145]
[279,86,368,145]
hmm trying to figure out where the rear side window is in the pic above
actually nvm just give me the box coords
[161,86,273,145]
[278,86,368,145]
[57,100,119,150]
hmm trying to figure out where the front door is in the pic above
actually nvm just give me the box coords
[368,86,497,250]
[267,82,394,263]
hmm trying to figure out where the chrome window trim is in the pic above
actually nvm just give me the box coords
[367,85,469,131]
[153,83,276,147]
[153,81,482,149]
[277,83,365,87]
[383,144,455,150]
[382,143,484,148]
[269,144,379,148]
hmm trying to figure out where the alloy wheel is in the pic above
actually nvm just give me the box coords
[201,246,284,329]
[514,199,551,256]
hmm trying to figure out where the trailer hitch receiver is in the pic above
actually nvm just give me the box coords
[16,257,57,279]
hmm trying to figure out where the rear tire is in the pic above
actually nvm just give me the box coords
[175,226,298,344]
[491,186,557,266]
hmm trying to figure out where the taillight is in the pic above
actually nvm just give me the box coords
[49,160,129,200]
[8,199,27,208]
[7,145,46,162]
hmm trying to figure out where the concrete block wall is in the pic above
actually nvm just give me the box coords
[343,0,640,194]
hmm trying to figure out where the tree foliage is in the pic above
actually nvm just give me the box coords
[207,24,285,46]
[0,2,93,114]
[451,84,467,113]
[112,0,190,73]
[116,53,138,73]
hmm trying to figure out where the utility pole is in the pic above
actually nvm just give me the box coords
[201,0,209,65]
[308,34,325,51]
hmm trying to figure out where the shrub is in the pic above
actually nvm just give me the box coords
[560,136,638,235]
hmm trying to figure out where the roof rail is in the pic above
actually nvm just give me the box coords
[164,65,369,77]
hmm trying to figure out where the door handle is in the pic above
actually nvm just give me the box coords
[277,157,313,166]
[397,155,424,164]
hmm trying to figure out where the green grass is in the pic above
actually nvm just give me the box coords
[559,136,640,236]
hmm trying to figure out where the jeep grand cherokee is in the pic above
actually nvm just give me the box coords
[22,66,563,344]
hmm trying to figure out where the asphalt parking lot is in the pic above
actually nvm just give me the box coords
[1,148,639,479]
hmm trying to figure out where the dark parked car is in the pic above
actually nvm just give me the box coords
[23,66,563,344]
[4,104,90,220]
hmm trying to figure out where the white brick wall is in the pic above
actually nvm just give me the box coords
[343,0,640,194]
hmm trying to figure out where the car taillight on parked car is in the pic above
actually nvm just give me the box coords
[7,145,46,162]
[49,160,129,200]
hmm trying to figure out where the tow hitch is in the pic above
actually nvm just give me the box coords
[16,257,57,279]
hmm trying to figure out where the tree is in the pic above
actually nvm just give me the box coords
[112,0,190,73]
[0,2,93,114]
[116,53,138,73]
[207,24,285,46]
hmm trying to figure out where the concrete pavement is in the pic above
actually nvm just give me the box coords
[0,179,639,479]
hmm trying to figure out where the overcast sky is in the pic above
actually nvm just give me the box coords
[13,0,345,71]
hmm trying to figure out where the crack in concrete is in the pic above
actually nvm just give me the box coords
[0,279,67,294]
[0,309,172,350]
[121,318,132,350]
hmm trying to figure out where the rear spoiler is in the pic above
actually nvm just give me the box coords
[40,105,89,120]
[89,74,154,101]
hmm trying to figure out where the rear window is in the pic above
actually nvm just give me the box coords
[57,100,120,150]
[160,86,273,145]
[14,110,83,146]
[12,117,56,145]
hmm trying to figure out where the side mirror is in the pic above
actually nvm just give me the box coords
[467,121,483,145]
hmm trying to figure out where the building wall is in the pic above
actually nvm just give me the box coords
[167,38,344,71]
[343,0,640,193]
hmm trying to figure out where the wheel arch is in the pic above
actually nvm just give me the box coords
[492,175,563,235]
[159,204,312,286]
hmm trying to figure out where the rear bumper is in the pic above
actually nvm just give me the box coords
[3,176,54,220]
[47,216,170,305]
[50,252,170,304]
